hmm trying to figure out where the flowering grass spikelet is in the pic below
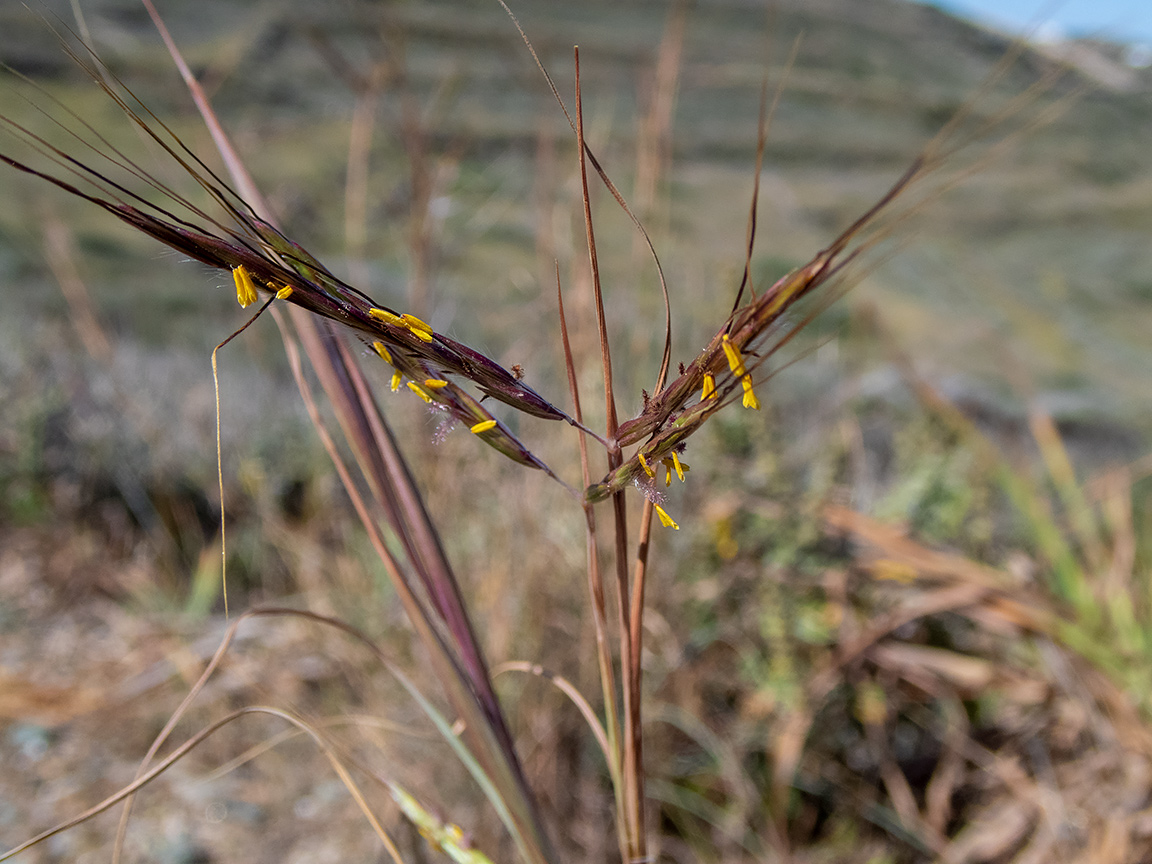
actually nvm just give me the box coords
[232,265,258,308]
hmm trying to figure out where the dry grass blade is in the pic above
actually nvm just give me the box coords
[3,703,407,864]
[202,715,435,784]
[494,661,617,785]
[105,606,539,864]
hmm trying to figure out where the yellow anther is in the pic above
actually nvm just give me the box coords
[638,452,655,479]
[232,265,258,308]
[722,334,760,410]
[408,327,434,343]
[654,504,679,530]
[401,313,433,335]
[721,334,747,376]
[701,372,717,401]
[661,454,690,487]
[741,376,761,410]
[407,381,432,403]
[424,378,449,389]
[372,342,392,363]
[275,285,294,300]
[390,370,402,392]
[369,307,404,326]
[470,420,498,434]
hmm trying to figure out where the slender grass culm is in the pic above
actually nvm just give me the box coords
[0,2,1079,862]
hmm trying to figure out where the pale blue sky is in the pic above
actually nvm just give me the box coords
[922,1,1152,45]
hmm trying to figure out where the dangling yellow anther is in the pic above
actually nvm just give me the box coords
[721,334,747,376]
[372,341,392,363]
[407,381,433,403]
[654,504,679,530]
[424,378,449,389]
[664,463,673,487]
[740,376,761,410]
[470,419,497,434]
[661,452,688,486]
[408,327,434,343]
[638,452,655,479]
[275,285,294,300]
[701,372,717,401]
[721,334,760,411]
[232,265,259,308]
[390,370,403,392]
[369,307,405,326]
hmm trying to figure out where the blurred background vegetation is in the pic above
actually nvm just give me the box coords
[1,0,1151,862]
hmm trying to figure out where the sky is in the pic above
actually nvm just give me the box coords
[923,1,1152,47]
